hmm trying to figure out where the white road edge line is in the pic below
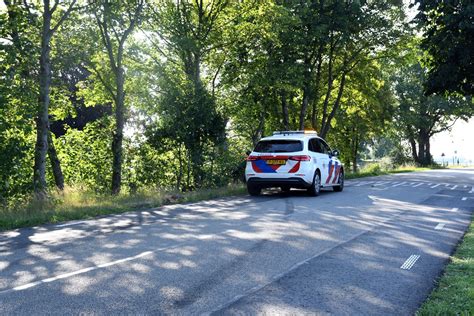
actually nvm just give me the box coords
[435,223,445,230]
[0,250,156,295]
[400,255,420,270]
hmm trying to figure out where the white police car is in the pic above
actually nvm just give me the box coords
[245,131,344,196]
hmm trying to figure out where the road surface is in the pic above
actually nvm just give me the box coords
[0,169,473,315]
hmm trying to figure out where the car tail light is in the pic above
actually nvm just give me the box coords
[246,155,260,161]
[289,155,311,161]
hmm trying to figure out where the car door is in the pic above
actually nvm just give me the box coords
[320,139,339,185]
[309,138,329,184]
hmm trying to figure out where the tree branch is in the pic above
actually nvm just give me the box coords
[88,63,117,102]
[50,0,77,35]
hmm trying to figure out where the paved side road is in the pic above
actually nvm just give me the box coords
[0,169,473,315]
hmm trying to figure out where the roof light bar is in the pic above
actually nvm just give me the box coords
[273,130,317,136]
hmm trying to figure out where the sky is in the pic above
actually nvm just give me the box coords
[431,119,474,164]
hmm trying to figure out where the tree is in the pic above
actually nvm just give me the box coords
[92,0,144,194]
[146,0,228,189]
[329,57,396,172]
[34,0,78,197]
[220,0,406,141]
[393,61,473,166]
[415,0,474,95]
[3,1,77,197]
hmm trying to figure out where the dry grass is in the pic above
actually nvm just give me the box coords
[0,184,245,231]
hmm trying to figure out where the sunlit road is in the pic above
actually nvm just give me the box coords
[1,169,473,315]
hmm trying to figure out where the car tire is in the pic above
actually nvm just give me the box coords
[333,171,344,192]
[247,184,261,196]
[307,171,321,196]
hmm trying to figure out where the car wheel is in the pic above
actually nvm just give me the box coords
[247,184,261,196]
[333,171,344,192]
[308,171,321,196]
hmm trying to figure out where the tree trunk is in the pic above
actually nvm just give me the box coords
[177,145,183,191]
[281,90,289,130]
[409,136,418,162]
[111,67,125,194]
[48,132,64,190]
[417,130,432,166]
[320,71,347,138]
[320,44,335,134]
[186,150,191,191]
[33,6,52,198]
[299,59,311,130]
[299,85,310,130]
[417,140,425,165]
[352,132,359,173]
[425,138,431,165]
[311,49,323,130]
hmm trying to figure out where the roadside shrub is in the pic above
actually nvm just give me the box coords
[362,163,382,174]
[379,156,395,170]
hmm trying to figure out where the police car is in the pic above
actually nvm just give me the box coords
[245,130,344,196]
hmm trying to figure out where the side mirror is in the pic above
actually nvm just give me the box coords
[246,150,251,156]
[331,149,340,157]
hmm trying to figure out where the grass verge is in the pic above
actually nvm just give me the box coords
[0,184,246,231]
[345,165,437,180]
[417,217,474,315]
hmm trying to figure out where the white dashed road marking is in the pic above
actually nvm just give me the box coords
[450,185,458,190]
[431,184,441,189]
[401,255,421,270]
[451,207,459,212]
[413,183,423,188]
[462,197,467,201]
[435,223,445,230]
[392,182,406,187]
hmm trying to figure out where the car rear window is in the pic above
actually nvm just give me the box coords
[254,140,303,153]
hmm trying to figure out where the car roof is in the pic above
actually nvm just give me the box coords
[260,131,321,141]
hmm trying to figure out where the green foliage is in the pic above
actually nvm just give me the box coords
[55,118,113,192]
[415,0,474,95]
[0,1,472,210]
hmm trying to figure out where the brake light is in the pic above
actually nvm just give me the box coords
[289,155,311,161]
[246,155,260,161]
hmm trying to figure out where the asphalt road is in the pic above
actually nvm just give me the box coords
[0,169,473,315]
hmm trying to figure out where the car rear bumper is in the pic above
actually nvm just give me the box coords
[247,177,312,188]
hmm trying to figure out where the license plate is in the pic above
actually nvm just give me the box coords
[266,159,286,165]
